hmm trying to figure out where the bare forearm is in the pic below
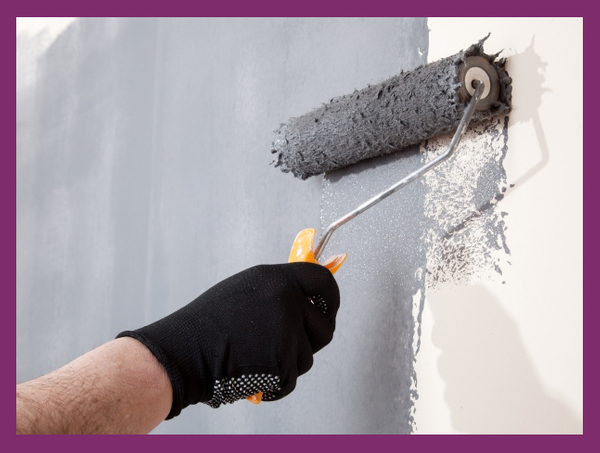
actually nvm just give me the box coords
[16,337,173,434]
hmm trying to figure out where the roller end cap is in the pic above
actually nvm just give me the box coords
[458,56,500,111]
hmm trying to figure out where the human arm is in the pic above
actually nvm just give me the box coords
[17,336,173,434]
[17,262,340,434]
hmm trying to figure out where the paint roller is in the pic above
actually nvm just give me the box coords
[275,36,511,262]
[247,37,512,404]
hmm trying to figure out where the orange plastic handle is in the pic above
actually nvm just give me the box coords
[246,228,347,404]
[287,228,347,274]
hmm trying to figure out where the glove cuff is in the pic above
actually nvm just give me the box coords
[116,330,211,419]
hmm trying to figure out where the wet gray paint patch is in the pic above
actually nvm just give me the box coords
[317,25,429,432]
[321,146,428,433]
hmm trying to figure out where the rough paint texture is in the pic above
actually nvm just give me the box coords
[272,37,512,179]
[421,116,511,288]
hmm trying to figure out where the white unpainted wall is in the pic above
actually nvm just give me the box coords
[413,18,583,434]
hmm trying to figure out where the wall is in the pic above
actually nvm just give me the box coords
[16,17,582,434]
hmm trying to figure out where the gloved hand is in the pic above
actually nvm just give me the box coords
[117,262,340,419]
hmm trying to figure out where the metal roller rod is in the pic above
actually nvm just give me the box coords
[313,80,485,261]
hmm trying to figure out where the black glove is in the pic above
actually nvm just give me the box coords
[117,262,340,419]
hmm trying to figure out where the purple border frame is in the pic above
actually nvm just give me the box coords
[6,2,592,451]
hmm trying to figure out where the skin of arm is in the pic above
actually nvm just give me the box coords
[16,337,173,434]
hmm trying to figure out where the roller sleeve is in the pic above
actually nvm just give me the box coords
[271,37,512,179]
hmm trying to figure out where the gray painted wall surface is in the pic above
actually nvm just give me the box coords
[17,17,428,433]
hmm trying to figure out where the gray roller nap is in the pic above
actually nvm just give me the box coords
[271,37,512,179]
